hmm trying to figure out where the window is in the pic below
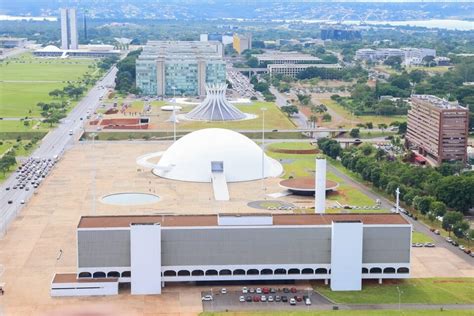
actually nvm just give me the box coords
[261,269,273,275]
[164,270,177,277]
[274,269,286,275]
[192,270,204,276]
[370,267,382,274]
[205,270,218,276]
[302,268,314,275]
[178,270,191,276]
[288,268,300,275]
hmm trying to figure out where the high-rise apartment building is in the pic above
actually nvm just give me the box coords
[136,41,226,97]
[60,8,78,50]
[406,95,469,164]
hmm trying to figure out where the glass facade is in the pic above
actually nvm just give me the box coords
[135,41,226,96]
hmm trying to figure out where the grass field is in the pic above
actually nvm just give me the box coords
[201,311,474,316]
[267,142,315,151]
[412,231,434,244]
[179,102,296,130]
[0,120,50,133]
[320,98,406,127]
[0,53,97,118]
[265,142,376,210]
[315,278,474,305]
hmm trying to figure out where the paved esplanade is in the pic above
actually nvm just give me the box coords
[0,67,118,237]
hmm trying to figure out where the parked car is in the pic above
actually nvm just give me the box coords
[290,287,297,293]
[239,296,245,302]
[452,241,459,247]
[261,295,267,302]
[459,245,466,251]
[245,296,252,302]
[283,288,290,293]
[275,295,281,302]
[434,230,440,235]
[463,248,471,254]
[305,298,312,305]
[256,288,262,294]
[446,237,453,243]
[201,295,213,301]
[249,288,255,294]
[221,288,227,294]
[268,295,274,302]
[289,298,296,305]
[242,287,248,294]
[262,287,269,294]
[270,288,276,293]
[253,296,260,302]
[295,296,303,302]
[282,296,288,302]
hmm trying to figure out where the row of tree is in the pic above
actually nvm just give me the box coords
[115,49,142,95]
[317,138,474,240]
[0,151,16,176]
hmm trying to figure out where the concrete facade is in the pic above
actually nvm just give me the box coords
[406,94,469,164]
[60,8,78,50]
[69,213,411,295]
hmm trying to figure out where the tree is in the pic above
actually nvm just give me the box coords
[397,122,407,134]
[453,220,470,239]
[48,89,63,98]
[442,211,463,236]
[430,201,447,217]
[350,128,360,138]
[365,122,373,129]
[377,123,388,134]
[384,56,402,70]
[436,176,474,213]
[413,195,435,215]
[322,113,332,122]
[281,105,299,117]
[0,152,16,175]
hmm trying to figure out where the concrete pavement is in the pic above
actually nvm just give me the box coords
[0,67,118,238]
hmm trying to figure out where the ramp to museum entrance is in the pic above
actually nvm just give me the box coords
[211,161,229,201]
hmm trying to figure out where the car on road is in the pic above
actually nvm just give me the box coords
[69,130,73,136]
[20,200,25,204]
[8,200,13,204]
[201,295,213,301]
[289,298,296,305]
[5,187,10,191]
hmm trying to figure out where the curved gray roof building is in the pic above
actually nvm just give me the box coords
[185,84,246,121]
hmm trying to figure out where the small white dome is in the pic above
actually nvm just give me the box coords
[42,45,61,51]
[154,128,283,182]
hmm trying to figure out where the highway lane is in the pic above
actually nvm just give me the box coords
[269,86,308,128]
[0,67,117,237]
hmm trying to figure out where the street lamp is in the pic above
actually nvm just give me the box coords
[261,107,267,197]
[396,286,402,311]
[171,86,177,142]
[395,187,400,213]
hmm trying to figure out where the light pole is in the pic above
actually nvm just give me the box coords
[395,187,400,213]
[172,86,177,142]
[90,133,97,215]
[396,286,402,311]
[261,107,267,197]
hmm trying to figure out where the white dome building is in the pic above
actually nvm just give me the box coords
[153,128,283,183]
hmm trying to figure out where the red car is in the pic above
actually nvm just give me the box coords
[262,287,270,294]
[253,296,260,302]
[295,296,303,302]
[290,287,297,293]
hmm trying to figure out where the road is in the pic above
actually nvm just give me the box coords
[270,86,308,128]
[0,67,118,237]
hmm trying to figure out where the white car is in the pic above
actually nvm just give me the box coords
[261,295,267,302]
[221,288,227,294]
[256,288,262,294]
[305,298,311,305]
[242,287,248,294]
[239,296,245,302]
[290,298,296,305]
[20,200,25,204]
[201,295,213,301]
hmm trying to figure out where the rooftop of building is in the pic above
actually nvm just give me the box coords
[78,213,409,229]
[255,52,321,61]
[411,94,467,110]
[267,63,340,69]
[138,40,223,60]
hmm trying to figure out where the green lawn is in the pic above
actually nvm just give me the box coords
[266,143,376,210]
[267,142,315,151]
[0,120,49,133]
[179,102,296,130]
[201,311,474,316]
[412,231,434,244]
[0,53,97,118]
[320,98,406,127]
[315,278,474,305]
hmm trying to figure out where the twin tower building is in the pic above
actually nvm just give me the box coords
[60,8,78,50]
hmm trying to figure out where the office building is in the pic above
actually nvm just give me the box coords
[60,8,78,50]
[0,37,27,48]
[135,41,226,97]
[267,63,341,78]
[321,27,361,41]
[200,33,233,45]
[255,52,322,65]
[355,48,436,66]
[33,45,120,58]
[51,213,411,296]
[233,33,252,54]
[406,95,469,164]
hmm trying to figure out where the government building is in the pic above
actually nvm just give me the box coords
[135,41,226,97]
[51,213,411,296]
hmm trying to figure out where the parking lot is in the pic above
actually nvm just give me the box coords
[201,287,333,312]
